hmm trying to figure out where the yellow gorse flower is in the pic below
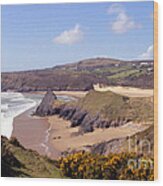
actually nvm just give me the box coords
[58,151,154,180]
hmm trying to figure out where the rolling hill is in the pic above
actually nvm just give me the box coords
[2,57,154,92]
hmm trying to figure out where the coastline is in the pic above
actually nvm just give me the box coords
[12,108,60,159]
[10,88,153,160]
[10,91,86,159]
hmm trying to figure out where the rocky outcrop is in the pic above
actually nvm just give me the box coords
[34,89,57,116]
[55,104,130,134]
[91,138,127,155]
[62,138,127,156]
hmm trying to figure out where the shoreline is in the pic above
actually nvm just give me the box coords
[12,108,60,159]
[2,85,154,100]
[10,91,87,160]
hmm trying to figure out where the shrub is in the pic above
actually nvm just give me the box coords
[58,152,154,180]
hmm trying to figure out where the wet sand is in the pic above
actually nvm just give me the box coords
[12,108,60,159]
[11,91,86,160]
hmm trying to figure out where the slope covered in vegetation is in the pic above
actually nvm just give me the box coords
[77,90,153,122]
[1,135,154,180]
[58,151,154,180]
[1,136,63,178]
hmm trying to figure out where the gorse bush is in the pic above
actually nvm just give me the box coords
[58,151,154,180]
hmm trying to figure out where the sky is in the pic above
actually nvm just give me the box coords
[1,1,154,72]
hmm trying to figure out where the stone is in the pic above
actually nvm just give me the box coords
[34,89,57,116]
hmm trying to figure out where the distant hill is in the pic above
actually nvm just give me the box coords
[2,57,154,92]
[54,57,153,71]
[1,136,63,178]
[54,57,124,71]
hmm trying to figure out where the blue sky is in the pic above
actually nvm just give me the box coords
[2,1,154,72]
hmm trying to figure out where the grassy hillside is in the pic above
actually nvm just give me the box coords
[1,136,63,178]
[54,90,153,133]
[76,90,153,123]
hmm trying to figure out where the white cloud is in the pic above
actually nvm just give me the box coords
[108,4,141,34]
[54,24,83,45]
[108,3,124,14]
[139,45,154,59]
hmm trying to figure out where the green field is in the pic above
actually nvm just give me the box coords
[107,69,140,79]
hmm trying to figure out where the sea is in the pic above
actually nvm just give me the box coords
[1,92,76,138]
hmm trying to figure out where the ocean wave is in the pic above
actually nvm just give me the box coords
[1,92,38,138]
[1,92,76,139]
[1,104,9,112]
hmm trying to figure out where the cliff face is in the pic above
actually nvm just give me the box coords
[57,105,130,133]
[91,125,154,156]
[34,90,57,116]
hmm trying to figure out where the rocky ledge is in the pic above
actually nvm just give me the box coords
[53,104,131,134]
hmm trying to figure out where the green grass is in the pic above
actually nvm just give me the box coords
[93,65,132,74]
[129,69,147,78]
[107,69,140,79]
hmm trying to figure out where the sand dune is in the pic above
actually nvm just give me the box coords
[93,84,153,97]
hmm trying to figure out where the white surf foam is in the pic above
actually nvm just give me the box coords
[1,92,37,138]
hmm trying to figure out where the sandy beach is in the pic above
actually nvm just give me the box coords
[93,84,154,97]
[47,115,151,154]
[12,110,150,159]
[11,91,87,159]
[12,108,60,159]
[11,88,153,160]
